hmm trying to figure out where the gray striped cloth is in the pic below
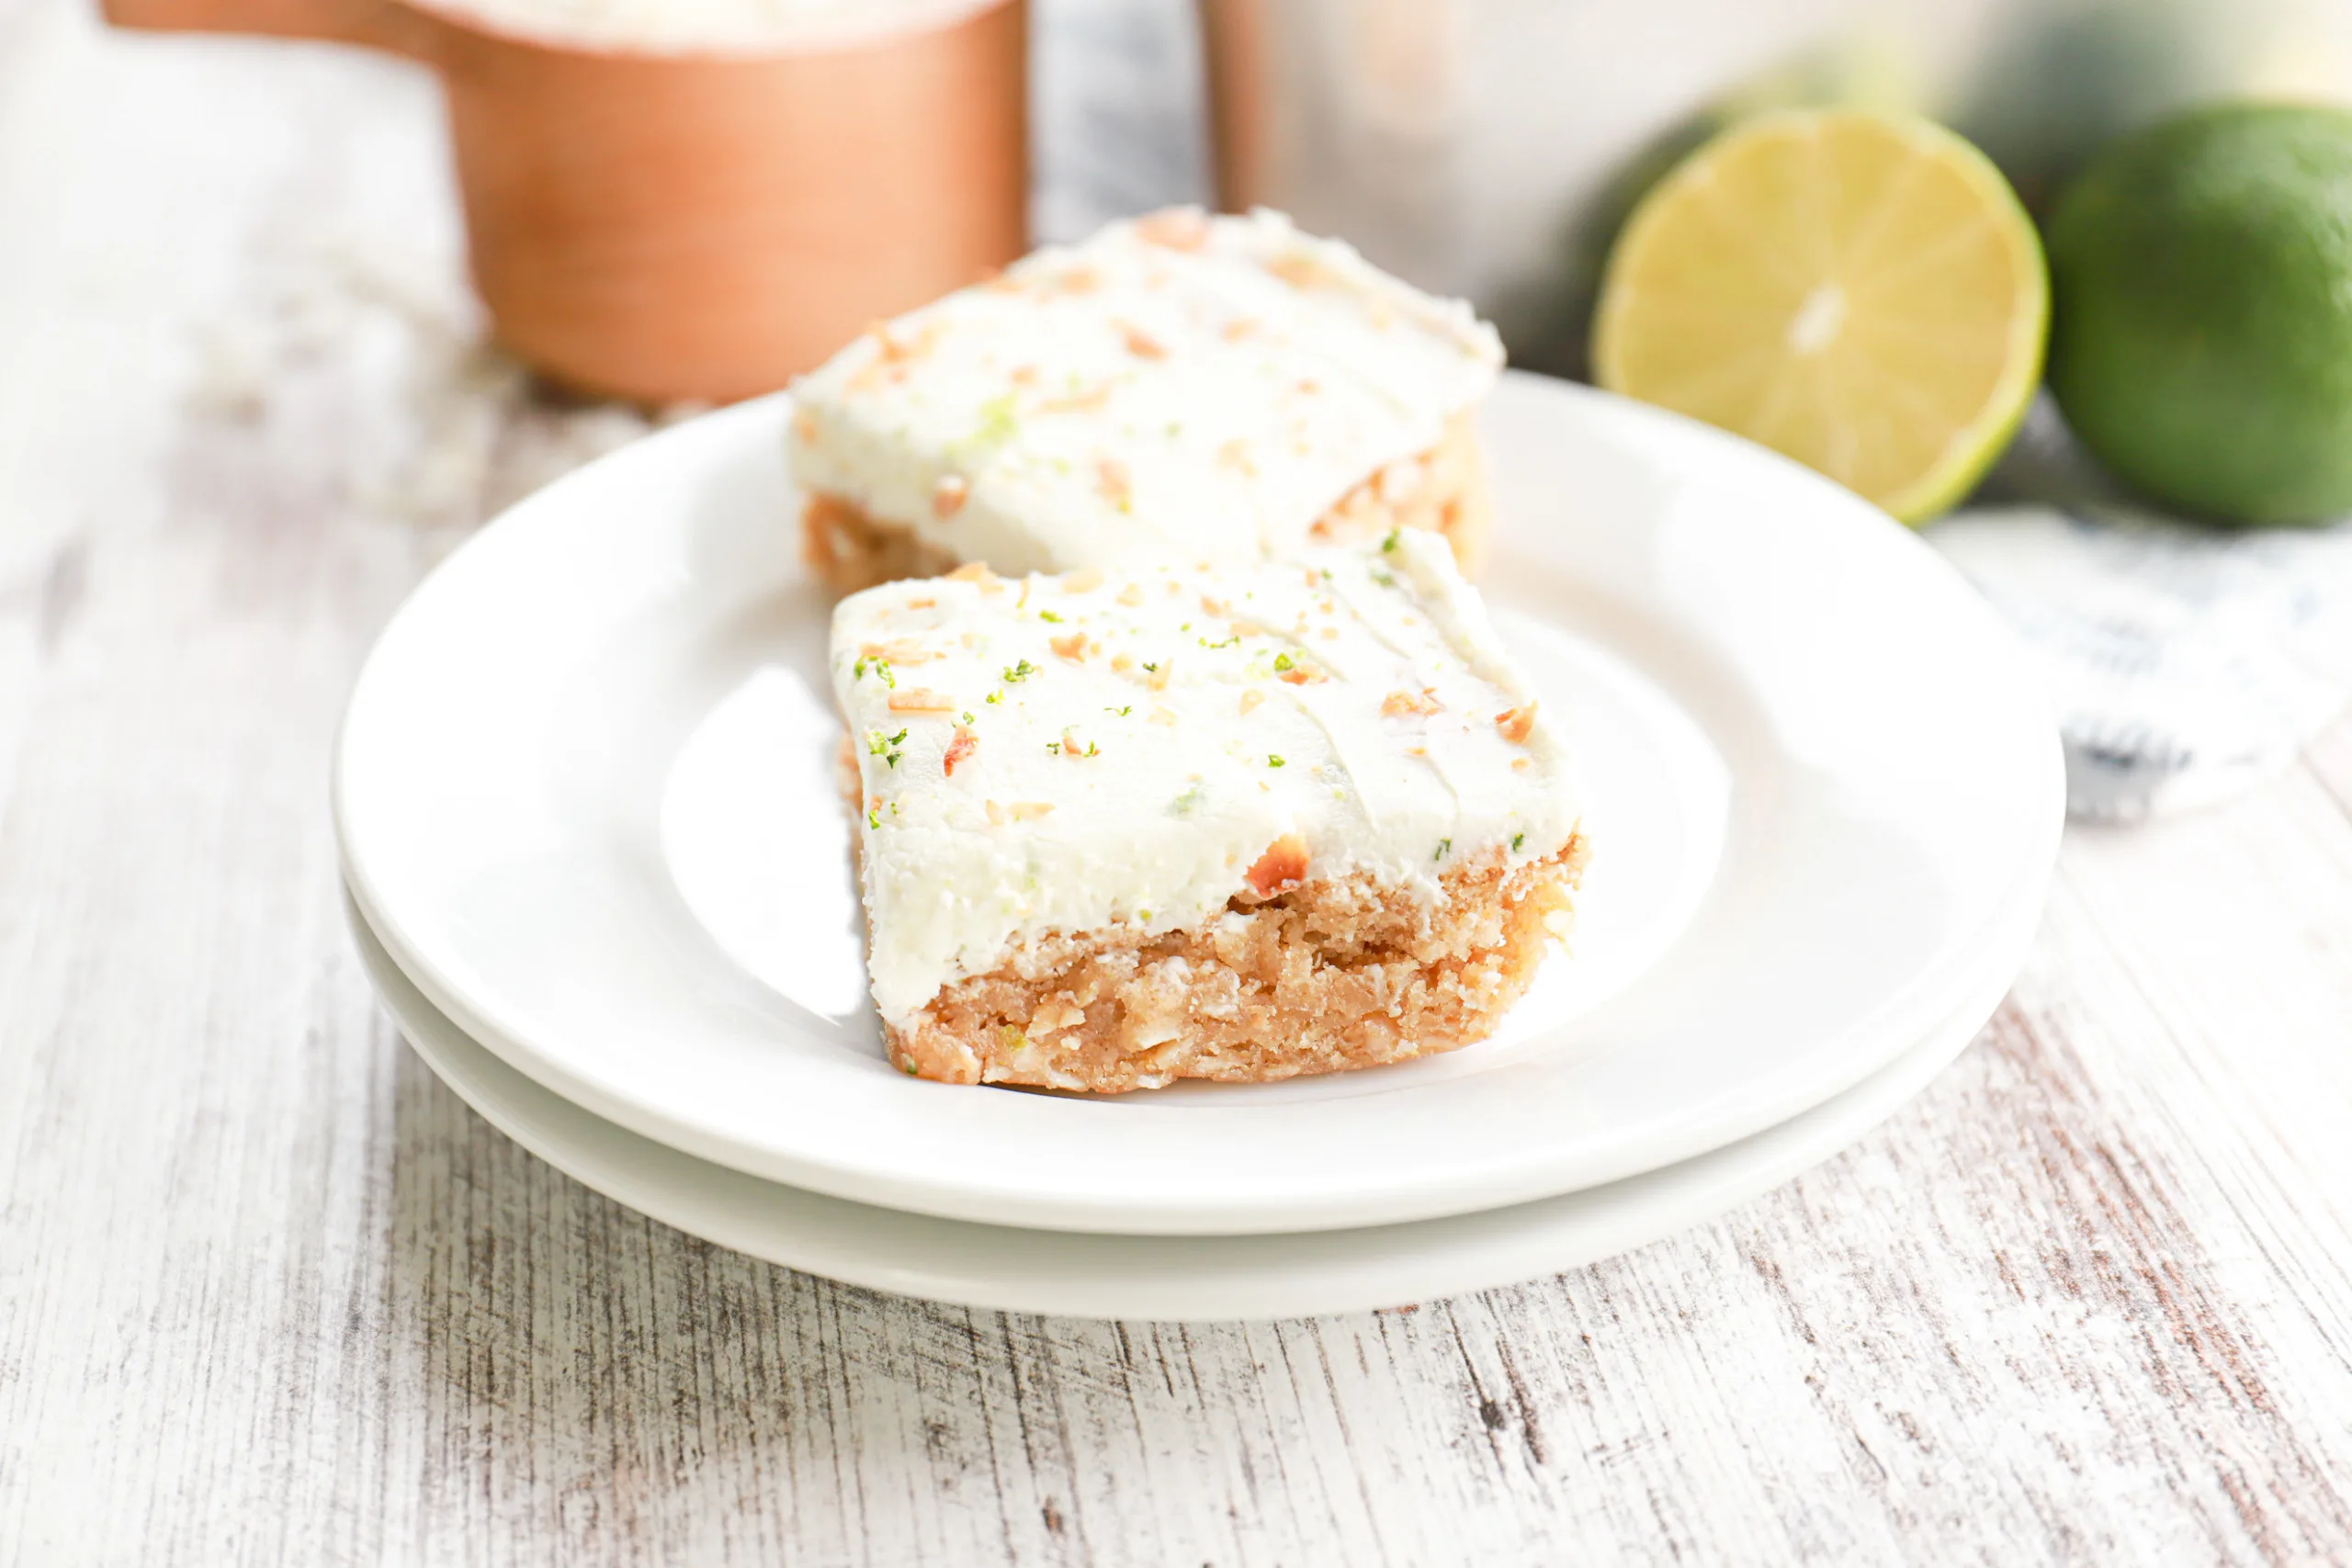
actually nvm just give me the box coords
[1930,400,2352,821]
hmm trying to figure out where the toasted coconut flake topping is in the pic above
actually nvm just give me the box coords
[1115,321,1169,360]
[1243,832,1310,897]
[850,321,939,388]
[1095,458,1133,511]
[1041,265,1102,297]
[1268,252,1336,290]
[932,475,969,518]
[943,727,978,777]
[1383,687,1443,716]
[1135,208,1212,250]
[869,321,929,362]
[1042,383,1112,415]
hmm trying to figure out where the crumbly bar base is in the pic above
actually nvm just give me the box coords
[1306,409,1491,572]
[801,492,967,595]
[883,833,1588,1094]
[799,412,1493,593]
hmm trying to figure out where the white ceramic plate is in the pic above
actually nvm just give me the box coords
[335,371,2062,1235]
[353,888,2031,1320]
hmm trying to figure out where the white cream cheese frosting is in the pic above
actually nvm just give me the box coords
[831,531,1581,1024]
[789,208,1505,576]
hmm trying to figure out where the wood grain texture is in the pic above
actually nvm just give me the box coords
[2,9,2350,1565]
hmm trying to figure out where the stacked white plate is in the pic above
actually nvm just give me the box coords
[335,373,2064,1320]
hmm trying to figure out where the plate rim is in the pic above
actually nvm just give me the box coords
[352,886,2031,1320]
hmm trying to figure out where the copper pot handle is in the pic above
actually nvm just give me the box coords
[100,0,440,61]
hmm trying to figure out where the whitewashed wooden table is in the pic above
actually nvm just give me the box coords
[5,7,2352,1563]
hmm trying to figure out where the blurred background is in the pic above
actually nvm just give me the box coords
[1182,0,2352,375]
[64,0,2352,396]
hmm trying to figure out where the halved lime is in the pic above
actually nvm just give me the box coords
[1592,109,2048,524]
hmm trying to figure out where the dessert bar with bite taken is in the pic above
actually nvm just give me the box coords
[831,529,1587,1092]
[791,208,1504,592]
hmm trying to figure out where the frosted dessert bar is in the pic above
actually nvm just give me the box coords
[791,208,1505,592]
[831,529,1588,1092]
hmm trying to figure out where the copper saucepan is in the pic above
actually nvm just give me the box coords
[105,0,1029,403]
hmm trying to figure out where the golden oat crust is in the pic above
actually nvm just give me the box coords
[884,835,1587,1094]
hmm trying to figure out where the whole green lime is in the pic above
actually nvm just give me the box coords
[2046,100,2352,525]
